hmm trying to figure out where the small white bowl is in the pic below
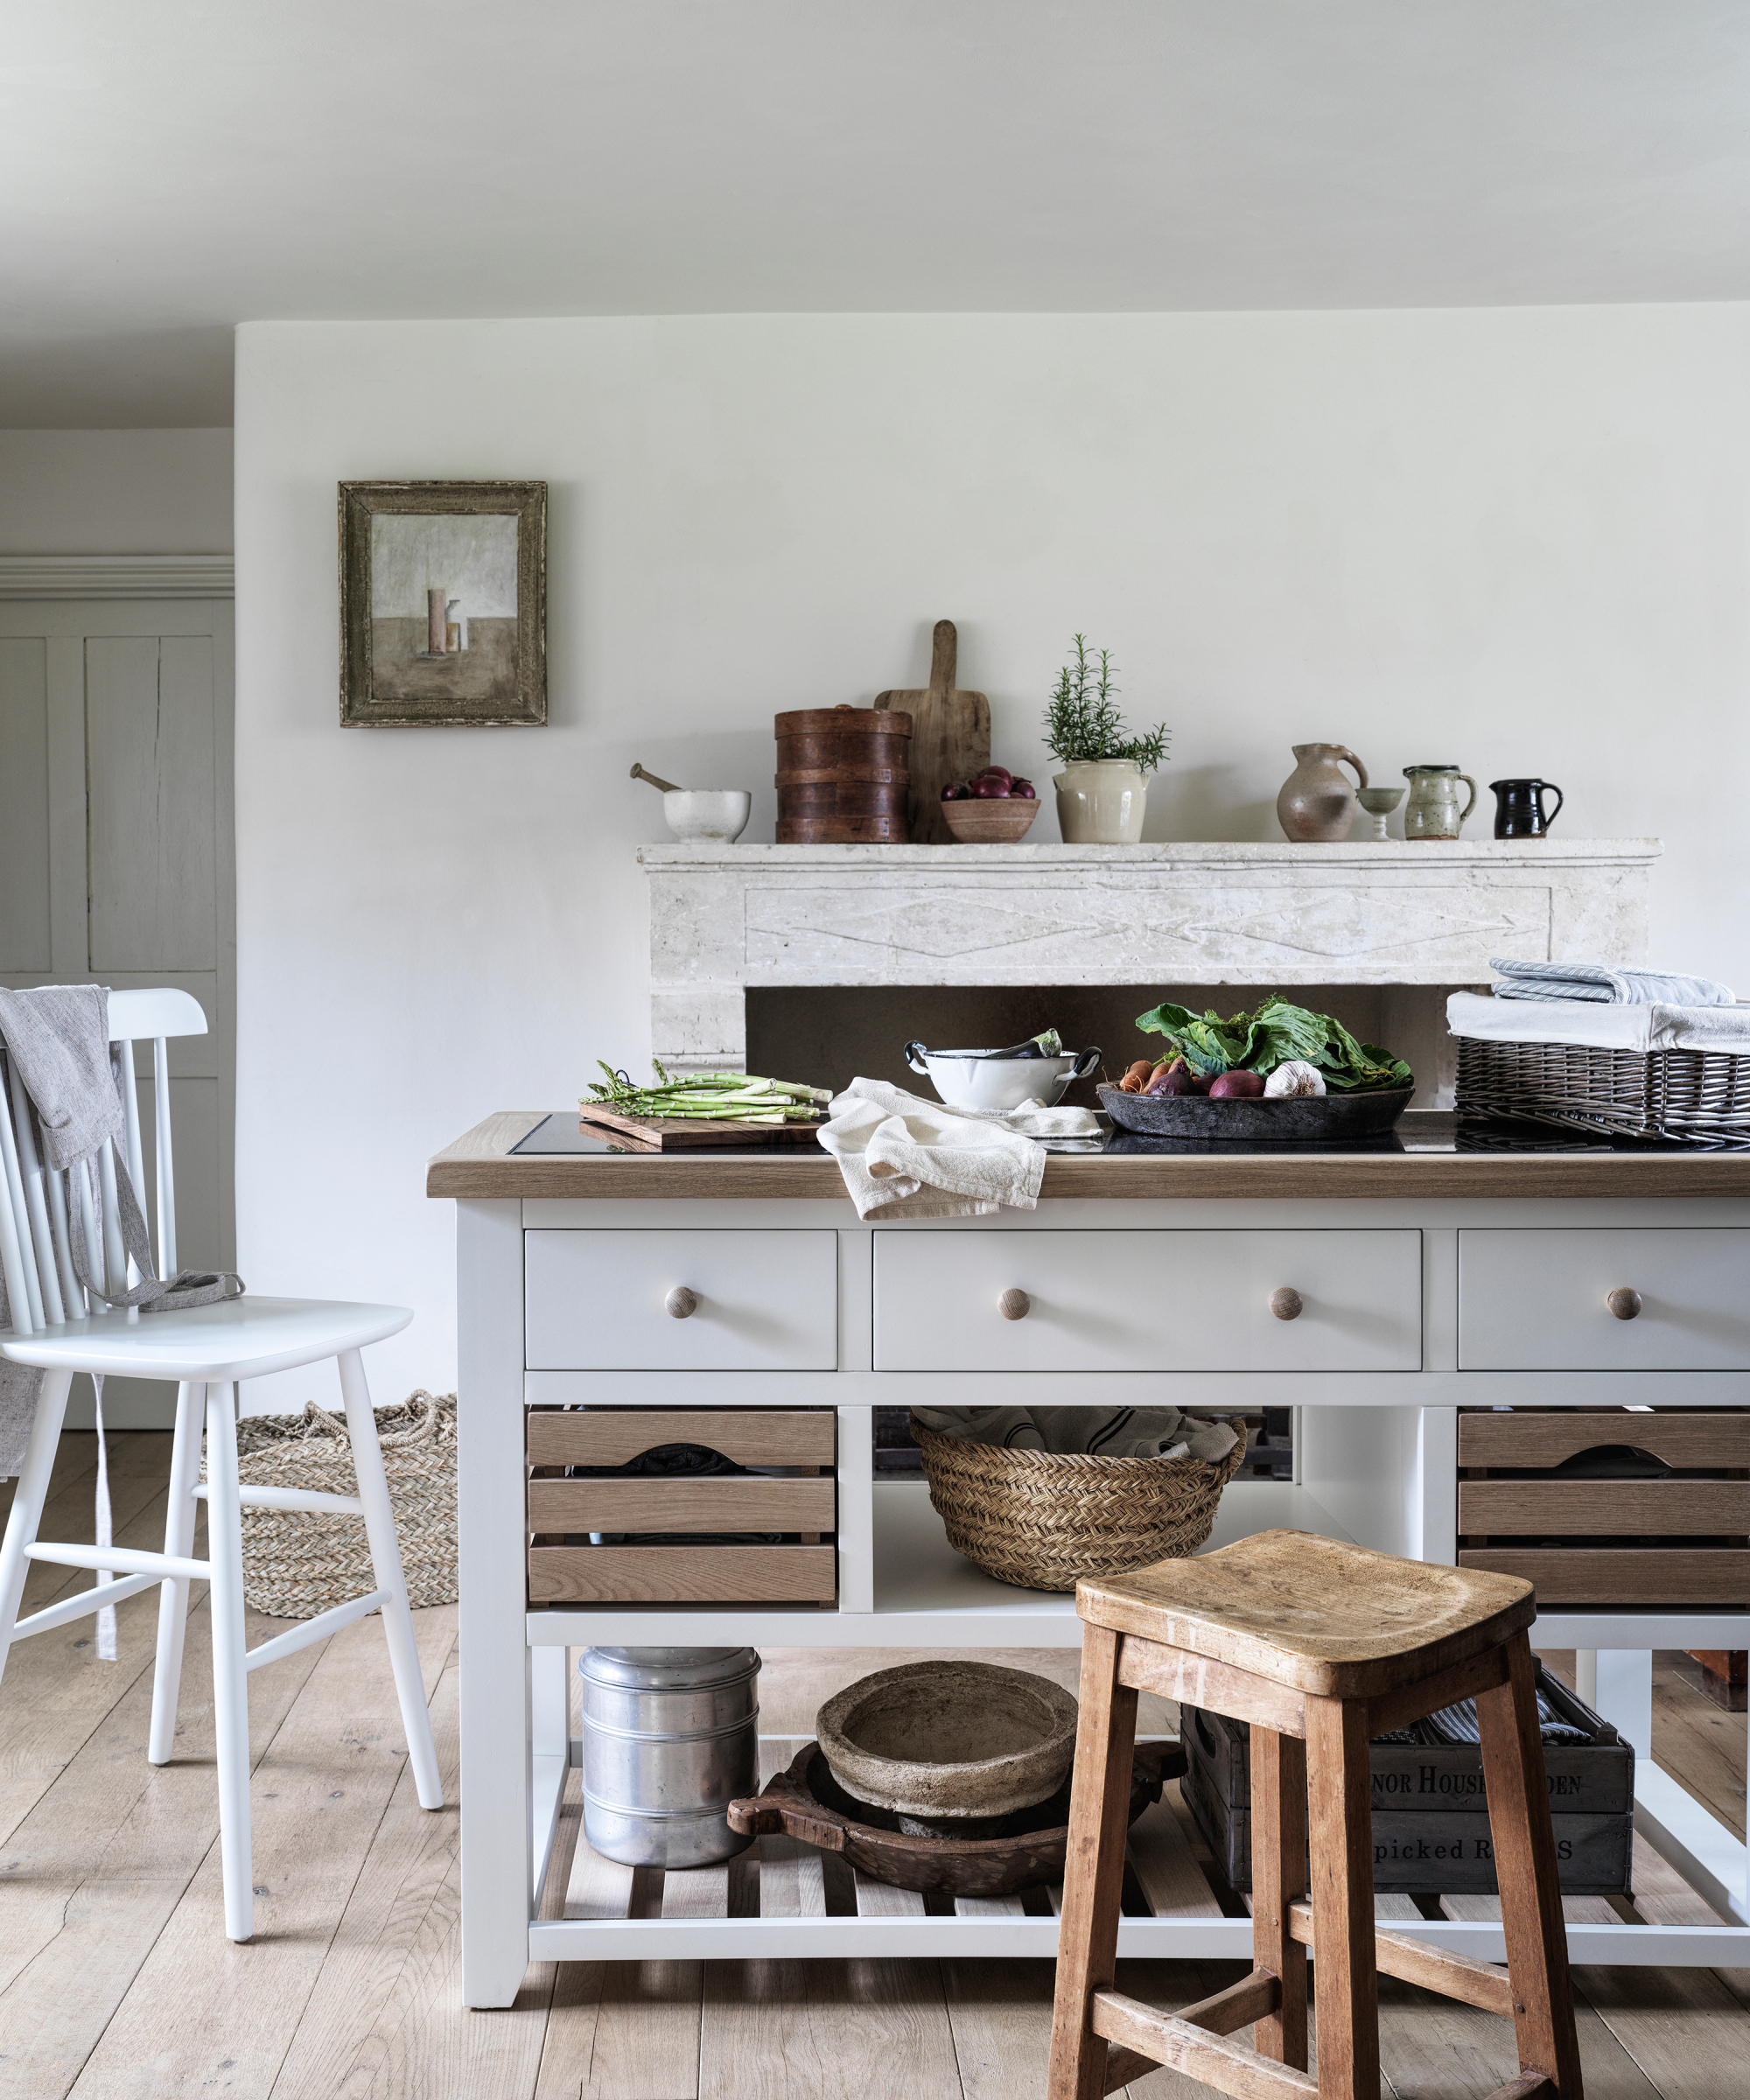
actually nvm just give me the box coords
[904,1042,1100,1113]
[663,789,751,843]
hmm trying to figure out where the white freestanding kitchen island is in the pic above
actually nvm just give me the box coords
[430,1115,1750,2007]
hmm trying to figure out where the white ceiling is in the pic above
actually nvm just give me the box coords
[4,1,1748,426]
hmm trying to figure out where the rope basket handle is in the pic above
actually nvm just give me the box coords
[297,1388,452,1452]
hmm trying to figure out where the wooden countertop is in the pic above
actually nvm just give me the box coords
[427,1112,1750,1200]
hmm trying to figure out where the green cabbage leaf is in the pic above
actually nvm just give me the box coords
[1134,995,1413,1092]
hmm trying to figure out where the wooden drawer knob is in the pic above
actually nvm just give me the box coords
[1269,1287,1303,1321]
[1606,1287,1642,1321]
[998,1288,1031,1321]
[666,1286,699,1320]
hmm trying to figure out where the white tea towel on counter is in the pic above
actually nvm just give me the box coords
[818,1077,1101,1221]
[912,1404,1242,1463]
[1489,957,1737,1006]
[1448,991,1750,1056]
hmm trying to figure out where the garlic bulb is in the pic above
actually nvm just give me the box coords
[1264,1060,1326,1098]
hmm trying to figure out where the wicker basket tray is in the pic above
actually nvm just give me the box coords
[204,1390,458,1619]
[908,1413,1247,1592]
[1455,1034,1750,1149]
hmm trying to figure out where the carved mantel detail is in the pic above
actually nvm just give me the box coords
[640,840,1660,1074]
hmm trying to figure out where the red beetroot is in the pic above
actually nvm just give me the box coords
[1144,1056,1200,1097]
[1208,1069,1265,1099]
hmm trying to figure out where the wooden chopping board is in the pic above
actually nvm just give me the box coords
[578,1104,827,1152]
[875,619,990,843]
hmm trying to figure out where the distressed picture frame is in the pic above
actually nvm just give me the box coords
[338,480,547,726]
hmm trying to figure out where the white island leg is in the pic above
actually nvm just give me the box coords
[458,1197,534,2008]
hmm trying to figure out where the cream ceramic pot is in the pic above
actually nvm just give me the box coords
[905,1041,1100,1112]
[1053,760,1147,844]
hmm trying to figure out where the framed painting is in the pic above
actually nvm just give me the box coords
[338,480,547,726]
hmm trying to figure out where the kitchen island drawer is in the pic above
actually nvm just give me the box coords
[524,1229,838,1370]
[1458,1228,1750,1370]
[872,1228,1421,1373]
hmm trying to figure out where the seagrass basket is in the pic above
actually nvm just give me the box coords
[1455,1034,1750,1150]
[204,1390,458,1619]
[908,1413,1249,1593]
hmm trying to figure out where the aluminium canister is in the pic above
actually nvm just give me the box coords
[578,1647,761,1867]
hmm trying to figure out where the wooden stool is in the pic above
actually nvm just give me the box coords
[1046,1529,1583,2100]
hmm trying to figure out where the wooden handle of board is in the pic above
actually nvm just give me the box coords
[929,619,957,698]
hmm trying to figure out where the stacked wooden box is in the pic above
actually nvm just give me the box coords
[1457,1406,1750,1606]
[1180,1662,1633,1896]
[526,1407,837,1606]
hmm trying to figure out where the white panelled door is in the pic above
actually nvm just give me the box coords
[0,594,234,1426]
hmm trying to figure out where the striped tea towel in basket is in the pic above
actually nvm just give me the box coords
[203,1390,457,1619]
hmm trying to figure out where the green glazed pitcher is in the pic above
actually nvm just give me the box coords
[1402,765,1478,840]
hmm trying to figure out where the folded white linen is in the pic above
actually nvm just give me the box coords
[911,1404,1241,1464]
[1448,991,1750,1056]
[817,1077,1101,1220]
[1489,957,1737,1006]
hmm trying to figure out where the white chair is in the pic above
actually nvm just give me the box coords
[0,987,442,1942]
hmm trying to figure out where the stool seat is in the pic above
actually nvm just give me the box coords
[1077,1527,1535,1698]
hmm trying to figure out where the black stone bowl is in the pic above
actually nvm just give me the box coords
[1098,1081,1416,1144]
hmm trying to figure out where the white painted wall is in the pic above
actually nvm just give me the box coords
[234,309,1750,1406]
[0,428,233,552]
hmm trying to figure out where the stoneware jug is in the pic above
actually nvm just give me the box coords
[1276,744,1368,842]
[1054,759,1147,844]
[1402,765,1478,840]
[1490,777,1564,840]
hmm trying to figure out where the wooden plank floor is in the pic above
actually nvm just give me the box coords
[0,1432,1744,2100]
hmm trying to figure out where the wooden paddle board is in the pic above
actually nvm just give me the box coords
[578,1103,827,1152]
[875,619,990,842]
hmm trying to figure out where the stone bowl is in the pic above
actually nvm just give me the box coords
[1098,1081,1415,1144]
[816,1660,1079,1821]
[941,796,1040,843]
[662,788,751,842]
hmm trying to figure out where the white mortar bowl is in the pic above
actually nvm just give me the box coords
[663,789,751,842]
[816,1660,1079,1820]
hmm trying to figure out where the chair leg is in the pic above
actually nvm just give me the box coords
[148,1381,206,1765]
[1046,1623,1139,2100]
[0,1369,74,1689]
[1306,1692,1381,2100]
[1251,1723,1310,2070]
[336,1348,443,1810]
[1476,1631,1585,2096]
[204,1381,255,1943]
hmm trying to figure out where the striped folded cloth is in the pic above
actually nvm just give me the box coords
[909,1404,1241,1463]
[1490,957,1736,1006]
[1374,1689,1592,1747]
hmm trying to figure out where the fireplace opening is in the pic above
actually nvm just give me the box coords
[745,983,1467,1107]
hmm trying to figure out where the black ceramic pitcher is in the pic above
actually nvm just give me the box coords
[1490,778,1564,839]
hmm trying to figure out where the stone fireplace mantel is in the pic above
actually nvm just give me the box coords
[639,839,1660,1074]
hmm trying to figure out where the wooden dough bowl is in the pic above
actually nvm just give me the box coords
[726,1739,1183,1896]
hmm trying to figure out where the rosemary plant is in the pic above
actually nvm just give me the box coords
[1042,634,1169,773]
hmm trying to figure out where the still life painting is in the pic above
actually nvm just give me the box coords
[338,480,546,725]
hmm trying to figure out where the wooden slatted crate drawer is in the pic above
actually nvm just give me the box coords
[1456,1405,1750,1607]
[526,1406,837,1606]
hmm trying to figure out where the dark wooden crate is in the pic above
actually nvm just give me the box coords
[1180,1663,1633,1896]
[1181,1753,1631,1897]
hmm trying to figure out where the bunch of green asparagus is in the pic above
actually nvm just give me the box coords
[584,1060,831,1124]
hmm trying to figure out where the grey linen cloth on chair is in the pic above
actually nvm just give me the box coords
[0,986,242,1477]
[910,1404,1242,1463]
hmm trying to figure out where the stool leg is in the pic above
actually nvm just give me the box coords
[1476,1632,1584,2096]
[1046,1624,1138,2100]
[1306,1693,1380,2100]
[1251,1724,1309,2070]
